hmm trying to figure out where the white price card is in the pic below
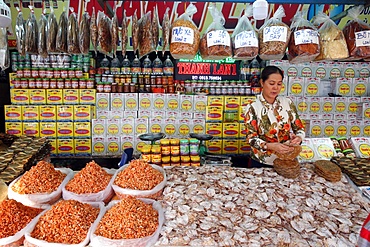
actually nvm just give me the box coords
[294,29,319,45]
[171,27,194,44]
[355,31,370,47]
[234,31,258,48]
[263,26,288,42]
[207,30,231,47]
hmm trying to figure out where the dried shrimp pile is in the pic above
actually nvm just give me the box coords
[12,161,66,194]
[156,165,369,246]
[65,161,112,194]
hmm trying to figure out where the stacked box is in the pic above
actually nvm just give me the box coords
[92,119,106,137]
[222,139,239,154]
[29,89,46,104]
[330,78,352,97]
[191,119,205,134]
[46,89,63,104]
[139,93,153,110]
[110,93,124,111]
[5,122,22,136]
[288,77,305,96]
[309,120,323,138]
[150,118,163,134]
[39,105,57,121]
[206,139,222,155]
[194,95,207,113]
[40,122,57,138]
[79,89,96,105]
[206,123,223,138]
[180,95,194,112]
[74,105,92,122]
[335,120,348,137]
[21,105,39,122]
[96,93,110,110]
[352,78,368,97]
[138,110,151,119]
[49,138,57,155]
[364,120,370,137]
[135,118,149,136]
[121,136,135,151]
[165,94,179,111]
[297,138,317,163]
[207,96,224,106]
[74,139,92,156]
[121,118,135,136]
[106,136,121,156]
[4,105,22,122]
[57,139,74,156]
[106,118,121,137]
[57,122,73,139]
[177,119,191,138]
[123,110,137,118]
[296,96,308,113]
[153,93,166,111]
[11,89,29,105]
[63,89,79,105]
[223,123,240,139]
[321,97,334,114]
[163,118,177,137]
[110,110,123,119]
[74,122,91,139]
[206,106,223,122]
[304,78,320,97]
[92,137,106,156]
[334,97,348,114]
[57,105,74,122]
[124,93,139,111]
[323,120,335,137]
[349,137,370,158]
[96,110,109,119]
[152,110,166,119]
[311,138,337,160]
[308,97,321,114]
[348,120,362,137]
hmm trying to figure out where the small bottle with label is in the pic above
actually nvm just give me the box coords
[151,145,162,166]
[180,139,190,156]
[121,56,131,74]
[131,55,141,74]
[141,144,152,163]
[163,55,174,76]
[152,55,163,74]
[142,55,152,74]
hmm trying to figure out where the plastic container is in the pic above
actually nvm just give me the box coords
[180,139,190,156]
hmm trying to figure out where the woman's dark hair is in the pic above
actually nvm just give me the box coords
[260,66,284,82]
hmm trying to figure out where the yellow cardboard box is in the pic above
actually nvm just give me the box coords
[22,105,39,122]
[23,122,39,137]
[57,122,74,138]
[74,139,92,156]
[11,89,29,105]
[39,122,57,138]
[49,138,58,155]
[63,89,80,105]
[224,96,240,112]
[57,139,74,156]
[74,122,91,138]
[39,105,57,121]
[57,105,74,122]
[74,105,92,122]
[5,122,22,136]
[206,106,223,122]
[206,123,223,138]
[29,89,46,104]
[110,93,124,110]
[4,105,22,121]
[46,89,63,104]
[222,139,239,154]
[223,122,240,139]
[240,96,256,107]
[206,139,222,154]
[207,96,224,107]
[80,89,96,105]
[239,139,251,154]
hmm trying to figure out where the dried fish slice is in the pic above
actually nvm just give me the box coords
[152,6,159,50]
[132,10,139,54]
[97,11,112,55]
[121,10,128,56]
[90,7,98,55]
[162,7,170,55]
[79,12,90,55]
[111,12,119,57]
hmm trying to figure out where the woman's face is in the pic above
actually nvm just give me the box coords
[261,73,283,103]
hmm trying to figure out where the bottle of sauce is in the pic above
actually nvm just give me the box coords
[163,55,174,76]
[142,55,152,75]
[131,55,141,74]
[239,60,249,83]
[250,58,261,95]
[152,55,163,74]
[121,56,131,74]
[111,57,121,75]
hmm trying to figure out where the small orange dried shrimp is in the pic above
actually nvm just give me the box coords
[0,199,43,238]
[65,160,112,194]
[12,161,66,194]
[114,159,164,190]
[95,196,158,239]
[31,200,99,244]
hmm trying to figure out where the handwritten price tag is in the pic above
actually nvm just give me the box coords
[294,29,319,45]
[171,27,194,44]
[207,30,231,47]
[263,26,287,42]
[235,31,258,48]
[355,31,370,47]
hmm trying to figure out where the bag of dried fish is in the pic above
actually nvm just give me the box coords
[56,9,68,53]
[79,12,91,55]
[287,10,320,64]
[162,7,170,55]
[258,5,291,60]
[121,10,128,56]
[38,11,48,58]
[46,6,58,53]
[15,8,26,56]
[132,10,139,54]
[200,4,232,60]
[62,160,114,203]
[25,6,39,54]
[68,8,80,54]
[313,12,349,61]
[170,3,200,59]
[91,7,98,55]
[231,5,258,60]
[97,11,112,56]
[152,5,159,50]
[8,161,73,208]
[0,27,10,71]
[342,5,370,60]
[112,159,166,200]
[138,11,155,58]
[90,197,164,247]
[111,11,119,57]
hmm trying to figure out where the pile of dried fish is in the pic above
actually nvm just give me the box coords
[156,165,369,246]
[315,160,342,182]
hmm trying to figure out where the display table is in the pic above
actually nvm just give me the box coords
[155,165,369,246]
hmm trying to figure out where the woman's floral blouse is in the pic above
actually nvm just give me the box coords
[244,95,305,166]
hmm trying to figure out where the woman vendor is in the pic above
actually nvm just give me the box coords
[244,66,305,167]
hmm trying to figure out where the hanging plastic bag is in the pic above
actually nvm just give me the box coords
[97,11,112,56]
[200,4,232,60]
[342,5,370,60]
[313,11,349,61]
[138,11,155,58]
[111,10,119,57]
[38,10,48,58]
[0,27,10,71]
[15,7,26,56]
[68,8,80,54]
[121,9,128,56]
[79,2,91,55]
[287,10,320,64]
[231,5,258,60]
[91,7,98,55]
[46,5,58,53]
[170,3,200,59]
[162,7,170,55]
[152,5,159,50]
[25,6,39,54]
[56,9,68,53]
[258,5,291,60]
[132,10,139,54]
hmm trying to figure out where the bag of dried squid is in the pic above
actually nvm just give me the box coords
[79,1,91,55]
[25,6,39,54]
[138,11,155,58]
[38,11,48,58]
[97,11,112,56]
[68,8,80,54]
[15,7,26,56]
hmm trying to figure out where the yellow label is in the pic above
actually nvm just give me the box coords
[108,141,119,153]
[74,139,92,155]
[311,125,322,136]
[178,124,190,135]
[317,144,334,158]
[111,98,123,109]
[344,68,355,78]
[57,122,73,138]
[348,102,358,113]
[181,100,192,111]
[57,139,74,154]
[195,101,206,112]
[365,108,370,119]
[57,105,74,121]
[298,102,308,112]
[315,67,326,78]
[338,84,350,95]
[350,126,361,137]
[167,99,179,110]
[93,141,105,154]
[46,89,63,104]
[136,141,146,153]
[63,89,79,104]
[29,89,46,104]
[337,125,347,136]
[291,83,303,95]
[193,124,205,134]
[107,123,120,135]
[164,124,176,136]
[310,102,320,113]
[121,141,133,150]
[322,102,333,112]
[150,124,162,133]
[97,98,109,109]
[354,84,367,96]
[11,89,29,104]
[154,98,165,110]
[140,98,151,109]
[74,122,91,138]
[280,82,286,94]
[364,125,370,136]
[136,124,148,135]
[324,125,335,136]
[93,124,105,135]
[40,122,57,138]
[5,122,23,136]
[336,102,346,112]
[121,123,134,135]
[306,83,318,96]
[4,105,22,121]
[126,98,137,110]
[39,105,57,121]
[74,105,91,121]
[287,67,298,77]
[301,67,312,77]
[359,144,370,156]
[330,68,341,78]
[79,89,96,104]
[299,146,315,160]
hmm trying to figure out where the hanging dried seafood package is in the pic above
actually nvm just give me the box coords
[111,11,119,57]
[342,5,370,60]
[46,6,58,53]
[162,7,170,55]
[56,9,68,53]
[15,8,26,56]
[0,28,10,70]
[25,6,39,54]
[38,11,48,58]
[121,10,128,56]
[68,8,80,54]
[258,5,291,60]
[200,4,232,60]
[170,3,200,59]
[97,11,112,56]
[138,11,155,58]
[313,12,348,61]
[152,5,159,50]
[132,10,139,54]
[90,7,98,55]
[287,10,320,64]
[79,1,90,55]
[231,5,258,60]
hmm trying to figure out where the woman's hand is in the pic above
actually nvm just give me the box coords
[290,133,302,145]
[266,142,294,154]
